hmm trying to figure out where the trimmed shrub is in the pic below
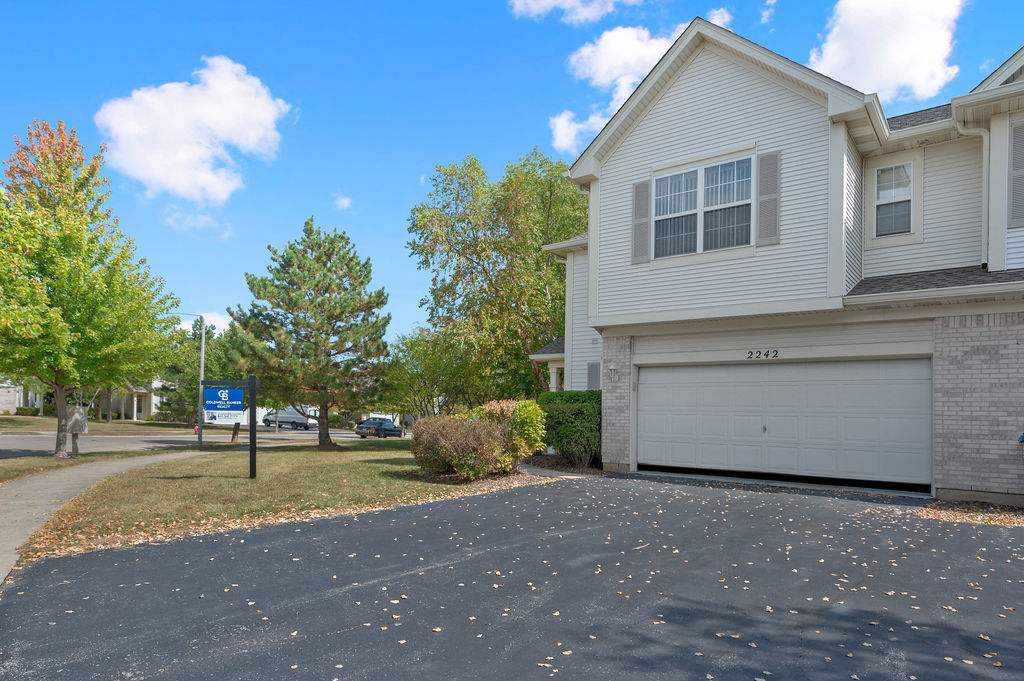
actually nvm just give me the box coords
[411,416,505,481]
[538,390,601,406]
[542,402,602,468]
[468,399,545,472]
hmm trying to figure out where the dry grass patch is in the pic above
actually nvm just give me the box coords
[20,439,551,562]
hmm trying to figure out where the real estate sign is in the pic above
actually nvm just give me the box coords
[203,387,244,425]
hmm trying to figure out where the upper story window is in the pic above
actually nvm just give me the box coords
[864,149,923,250]
[874,163,912,236]
[654,157,752,258]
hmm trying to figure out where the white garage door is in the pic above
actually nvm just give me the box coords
[637,359,932,485]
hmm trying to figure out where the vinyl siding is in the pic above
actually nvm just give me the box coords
[568,250,602,389]
[633,319,933,363]
[597,46,831,318]
[1007,229,1024,269]
[843,130,863,292]
[862,138,984,277]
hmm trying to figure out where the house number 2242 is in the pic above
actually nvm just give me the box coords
[746,349,779,359]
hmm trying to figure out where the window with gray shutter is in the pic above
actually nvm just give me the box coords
[1011,124,1024,229]
[632,181,651,263]
[756,151,781,245]
[586,361,601,390]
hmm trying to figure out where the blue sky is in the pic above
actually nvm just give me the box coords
[2,0,1021,339]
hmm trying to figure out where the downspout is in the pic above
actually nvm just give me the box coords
[954,112,990,268]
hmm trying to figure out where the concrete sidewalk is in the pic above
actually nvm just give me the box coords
[0,451,208,582]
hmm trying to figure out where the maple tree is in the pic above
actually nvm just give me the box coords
[0,120,178,456]
[407,149,586,398]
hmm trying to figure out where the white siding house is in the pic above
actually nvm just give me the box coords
[544,18,1024,505]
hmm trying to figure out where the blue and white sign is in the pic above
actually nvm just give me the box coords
[204,387,244,424]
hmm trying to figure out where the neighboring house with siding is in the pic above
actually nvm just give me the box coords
[537,19,1024,504]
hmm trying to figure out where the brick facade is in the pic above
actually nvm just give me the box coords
[933,312,1024,500]
[601,335,632,473]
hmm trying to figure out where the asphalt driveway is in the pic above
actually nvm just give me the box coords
[0,475,1021,680]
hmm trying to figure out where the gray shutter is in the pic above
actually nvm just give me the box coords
[756,152,781,246]
[1011,124,1024,229]
[632,181,651,263]
[586,361,601,390]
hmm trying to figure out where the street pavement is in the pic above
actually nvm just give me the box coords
[1,474,1021,680]
[0,430,361,459]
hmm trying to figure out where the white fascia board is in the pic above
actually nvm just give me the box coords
[542,234,589,257]
[590,297,844,330]
[569,18,864,180]
[528,353,564,363]
[952,80,1024,117]
[972,45,1024,93]
[844,281,1024,308]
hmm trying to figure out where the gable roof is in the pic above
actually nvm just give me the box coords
[568,17,865,182]
[972,45,1024,93]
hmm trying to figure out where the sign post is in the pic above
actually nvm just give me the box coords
[201,375,259,479]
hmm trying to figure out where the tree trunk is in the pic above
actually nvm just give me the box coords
[230,422,241,443]
[317,399,333,449]
[53,384,70,458]
[105,388,113,423]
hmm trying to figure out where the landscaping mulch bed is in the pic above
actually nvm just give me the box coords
[524,453,607,476]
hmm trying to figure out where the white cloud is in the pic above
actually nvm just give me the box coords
[808,0,963,103]
[178,311,234,335]
[706,7,733,28]
[568,24,686,110]
[164,207,233,240]
[418,174,427,185]
[510,0,641,25]
[760,0,777,24]
[550,110,608,154]
[333,193,353,211]
[979,58,994,73]
[95,56,291,206]
[551,23,685,154]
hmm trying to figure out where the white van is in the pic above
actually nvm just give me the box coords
[263,406,319,430]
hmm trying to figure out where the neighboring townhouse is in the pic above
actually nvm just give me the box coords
[541,18,1024,504]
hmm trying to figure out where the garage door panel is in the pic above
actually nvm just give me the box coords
[638,359,932,485]
[765,415,799,440]
[700,443,728,466]
[734,414,765,438]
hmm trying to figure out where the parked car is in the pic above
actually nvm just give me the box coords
[355,417,404,438]
[263,406,319,430]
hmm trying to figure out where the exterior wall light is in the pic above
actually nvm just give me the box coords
[608,364,620,382]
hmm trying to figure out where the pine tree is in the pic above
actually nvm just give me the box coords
[231,217,390,448]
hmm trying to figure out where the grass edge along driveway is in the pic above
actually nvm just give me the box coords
[19,440,551,564]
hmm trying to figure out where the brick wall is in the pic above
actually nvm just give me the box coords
[601,335,632,473]
[933,312,1024,497]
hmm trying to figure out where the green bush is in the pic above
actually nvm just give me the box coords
[537,390,601,406]
[542,402,602,468]
[15,406,37,415]
[411,416,505,480]
[468,399,545,472]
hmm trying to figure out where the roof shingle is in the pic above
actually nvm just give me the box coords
[847,265,1024,296]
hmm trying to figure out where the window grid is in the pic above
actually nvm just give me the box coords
[653,158,752,258]
[874,162,912,237]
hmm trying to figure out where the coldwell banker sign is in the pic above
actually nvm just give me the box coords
[204,387,244,425]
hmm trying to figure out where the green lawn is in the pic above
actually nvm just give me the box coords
[19,439,548,562]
